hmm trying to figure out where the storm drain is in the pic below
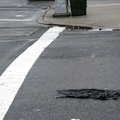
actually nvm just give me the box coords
[56,89,120,100]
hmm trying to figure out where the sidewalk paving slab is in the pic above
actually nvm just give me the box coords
[38,2,120,29]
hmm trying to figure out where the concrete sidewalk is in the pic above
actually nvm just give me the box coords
[38,1,120,29]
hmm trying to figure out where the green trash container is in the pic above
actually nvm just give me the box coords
[70,0,87,16]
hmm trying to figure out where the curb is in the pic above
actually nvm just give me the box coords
[37,7,93,29]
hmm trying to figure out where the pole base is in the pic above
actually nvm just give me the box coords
[53,13,70,17]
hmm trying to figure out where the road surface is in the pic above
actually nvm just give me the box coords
[0,0,120,120]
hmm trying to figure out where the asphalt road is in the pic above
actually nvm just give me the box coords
[3,28,120,120]
[0,0,54,75]
[1,0,120,120]
[0,1,53,119]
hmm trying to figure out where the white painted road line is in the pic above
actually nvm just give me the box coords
[0,27,65,120]
[0,19,32,22]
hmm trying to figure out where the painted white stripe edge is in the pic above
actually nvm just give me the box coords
[0,19,32,22]
[0,26,65,120]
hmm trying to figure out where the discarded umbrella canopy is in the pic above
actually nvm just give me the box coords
[56,89,120,100]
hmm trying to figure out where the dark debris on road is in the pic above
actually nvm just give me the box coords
[56,89,120,100]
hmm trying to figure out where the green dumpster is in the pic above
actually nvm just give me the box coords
[70,0,87,16]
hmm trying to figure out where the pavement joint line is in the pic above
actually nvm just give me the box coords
[0,26,65,120]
